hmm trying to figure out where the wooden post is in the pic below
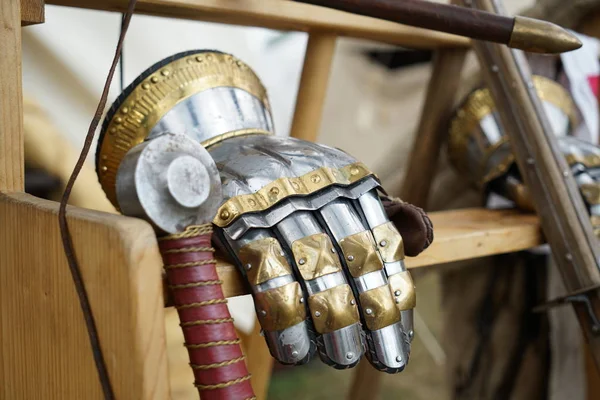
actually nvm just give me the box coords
[289,32,337,142]
[400,48,468,207]
[0,0,24,192]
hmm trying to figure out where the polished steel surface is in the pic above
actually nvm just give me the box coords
[401,309,414,342]
[355,270,387,292]
[264,321,313,364]
[256,275,296,293]
[357,190,389,228]
[370,322,409,370]
[149,87,274,143]
[276,211,324,245]
[116,132,222,233]
[305,272,346,295]
[319,199,365,240]
[321,323,364,366]
[385,260,407,276]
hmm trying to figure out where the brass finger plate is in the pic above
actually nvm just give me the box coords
[388,271,416,311]
[359,285,401,331]
[254,282,306,332]
[238,238,292,286]
[339,230,384,278]
[307,284,359,334]
[372,221,405,263]
[292,233,342,281]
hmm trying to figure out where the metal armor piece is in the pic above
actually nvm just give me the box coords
[98,50,416,373]
[448,76,600,235]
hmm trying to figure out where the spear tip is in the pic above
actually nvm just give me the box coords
[509,16,582,54]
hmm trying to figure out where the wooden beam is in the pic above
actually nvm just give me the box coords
[46,0,470,49]
[290,32,336,142]
[0,193,170,399]
[0,0,24,192]
[400,48,468,207]
[21,0,45,26]
[215,208,543,298]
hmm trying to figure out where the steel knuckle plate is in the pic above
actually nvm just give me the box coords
[307,284,359,334]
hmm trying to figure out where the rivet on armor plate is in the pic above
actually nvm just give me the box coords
[307,284,360,334]
[388,271,416,311]
[253,282,306,332]
[359,285,401,331]
[142,83,150,89]
[339,231,385,278]
[292,233,342,281]
[291,350,299,358]
[151,76,158,83]
[346,352,354,360]
[372,222,405,263]
[121,107,129,114]
[239,238,293,286]
[311,174,321,183]
[161,69,170,76]
[115,117,123,124]
[219,209,230,220]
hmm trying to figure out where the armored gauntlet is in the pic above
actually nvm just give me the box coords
[448,74,600,234]
[96,50,430,373]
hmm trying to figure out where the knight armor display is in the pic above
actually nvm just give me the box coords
[447,74,600,235]
[96,50,427,373]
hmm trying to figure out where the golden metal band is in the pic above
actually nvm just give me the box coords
[388,271,416,311]
[448,75,578,185]
[97,51,270,206]
[201,128,273,148]
[372,221,405,263]
[292,233,342,281]
[359,285,401,331]
[307,284,360,334]
[214,162,375,227]
[238,238,293,286]
[253,282,306,332]
[338,230,385,278]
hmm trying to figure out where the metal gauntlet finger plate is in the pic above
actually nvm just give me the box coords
[388,271,416,311]
[359,285,402,331]
[372,221,405,263]
[254,281,306,332]
[238,238,292,285]
[339,230,385,278]
[292,233,342,281]
[308,284,360,334]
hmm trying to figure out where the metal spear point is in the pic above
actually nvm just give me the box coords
[294,0,582,54]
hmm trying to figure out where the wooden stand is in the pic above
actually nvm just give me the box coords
[1,1,584,399]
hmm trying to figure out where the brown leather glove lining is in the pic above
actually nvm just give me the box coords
[380,195,434,257]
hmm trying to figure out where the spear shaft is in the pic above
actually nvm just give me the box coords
[295,0,581,54]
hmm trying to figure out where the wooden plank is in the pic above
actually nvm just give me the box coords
[0,0,24,192]
[0,193,170,399]
[238,319,274,400]
[290,33,336,142]
[216,208,543,298]
[400,48,468,207]
[46,0,470,49]
[21,0,45,26]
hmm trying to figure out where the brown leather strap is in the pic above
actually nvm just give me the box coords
[57,1,137,399]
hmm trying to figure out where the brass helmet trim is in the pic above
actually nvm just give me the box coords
[448,75,578,185]
[96,50,270,208]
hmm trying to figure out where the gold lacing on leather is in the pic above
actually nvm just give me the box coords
[194,375,252,390]
[164,259,218,269]
[175,299,228,310]
[180,318,235,327]
[168,280,223,289]
[160,223,213,240]
[185,339,241,349]
[190,355,246,370]
[163,246,215,254]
